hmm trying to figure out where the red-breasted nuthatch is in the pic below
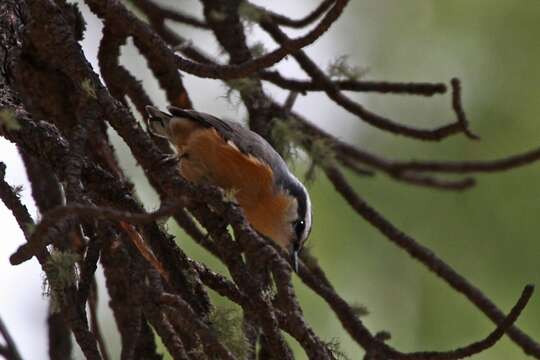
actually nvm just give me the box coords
[146,106,312,271]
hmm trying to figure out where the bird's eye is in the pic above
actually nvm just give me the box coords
[293,219,306,240]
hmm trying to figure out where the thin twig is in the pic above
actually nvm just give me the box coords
[291,111,476,190]
[88,280,111,360]
[391,147,540,174]
[10,202,183,266]
[172,0,349,79]
[131,0,208,29]
[0,162,34,238]
[258,0,335,28]
[0,316,23,360]
[324,166,540,357]
[261,21,471,141]
[451,78,479,140]
[261,70,448,96]
[401,284,534,359]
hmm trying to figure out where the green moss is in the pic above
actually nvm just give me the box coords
[222,188,240,204]
[81,79,97,99]
[270,119,337,183]
[249,42,267,57]
[0,109,21,130]
[224,78,259,105]
[327,55,369,81]
[238,2,268,23]
[305,138,336,183]
[209,306,249,359]
[310,138,335,167]
[270,118,301,163]
[324,338,351,360]
[349,303,369,318]
[43,250,81,313]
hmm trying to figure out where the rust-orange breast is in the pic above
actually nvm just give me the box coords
[175,126,293,247]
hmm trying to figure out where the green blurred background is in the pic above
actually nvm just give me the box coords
[82,0,540,358]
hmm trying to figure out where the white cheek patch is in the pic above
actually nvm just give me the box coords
[302,192,312,242]
[285,197,299,223]
[293,179,311,244]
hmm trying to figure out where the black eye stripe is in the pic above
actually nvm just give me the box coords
[294,220,305,240]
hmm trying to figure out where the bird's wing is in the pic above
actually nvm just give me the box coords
[167,106,289,181]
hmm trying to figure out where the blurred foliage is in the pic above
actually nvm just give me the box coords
[99,1,540,359]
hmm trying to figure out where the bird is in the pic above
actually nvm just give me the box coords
[146,105,312,271]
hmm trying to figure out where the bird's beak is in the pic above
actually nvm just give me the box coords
[291,250,299,273]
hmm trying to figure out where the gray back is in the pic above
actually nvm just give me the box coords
[167,106,291,187]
